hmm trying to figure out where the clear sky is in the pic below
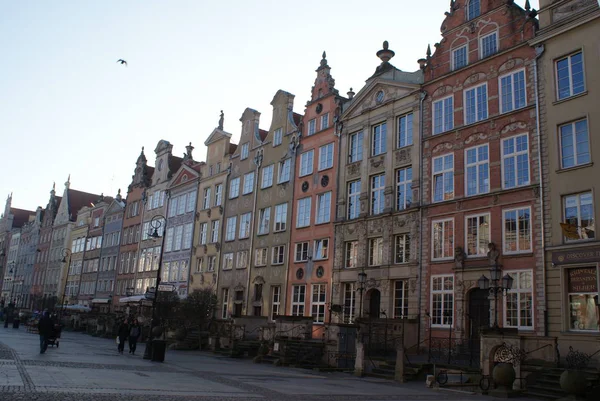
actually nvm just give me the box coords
[0,0,538,212]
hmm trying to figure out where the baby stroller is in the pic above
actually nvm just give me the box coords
[47,324,61,348]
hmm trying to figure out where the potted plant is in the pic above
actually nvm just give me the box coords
[560,347,591,399]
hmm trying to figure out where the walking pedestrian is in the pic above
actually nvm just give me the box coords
[117,319,129,354]
[128,319,141,355]
[38,311,54,354]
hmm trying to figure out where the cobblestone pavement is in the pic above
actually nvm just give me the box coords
[0,327,530,401]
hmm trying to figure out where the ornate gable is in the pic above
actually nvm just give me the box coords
[169,164,200,190]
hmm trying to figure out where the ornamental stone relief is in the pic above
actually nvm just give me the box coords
[278,186,286,198]
[432,142,453,154]
[500,121,527,135]
[346,224,356,235]
[347,162,361,177]
[370,155,385,170]
[395,147,412,164]
[465,72,487,86]
[464,132,488,145]
[553,0,596,23]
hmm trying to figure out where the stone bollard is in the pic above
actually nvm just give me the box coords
[395,340,405,383]
[354,341,365,377]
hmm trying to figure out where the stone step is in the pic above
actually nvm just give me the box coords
[526,385,565,399]
[525,389,563,401]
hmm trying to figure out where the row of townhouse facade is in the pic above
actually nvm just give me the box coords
[1,0,598,359]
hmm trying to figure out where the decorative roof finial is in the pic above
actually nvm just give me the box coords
[65,174,71,189]
[347,87,355,100]
[524,0,531,11]
[184,142,195,163]
[376,40,395,63]
[426,44,432,58]
[318,50,329,69]
[116,188,122,202]
[218,110,224,130]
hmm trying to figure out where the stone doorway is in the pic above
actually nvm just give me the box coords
[468,288,490,340]
[367,289,381,319]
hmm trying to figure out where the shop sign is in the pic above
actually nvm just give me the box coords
[567,268,598,293]
[552,247,600,265]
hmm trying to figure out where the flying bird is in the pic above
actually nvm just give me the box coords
[116,59,127,66]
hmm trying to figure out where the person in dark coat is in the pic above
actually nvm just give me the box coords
[117,319,129,354]
[128,319,141,355]
[38,311,54,354]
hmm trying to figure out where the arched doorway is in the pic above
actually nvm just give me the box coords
[468,288,491,340]
[367,289,381,319]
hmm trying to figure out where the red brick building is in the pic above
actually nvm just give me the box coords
[420,0,541,348]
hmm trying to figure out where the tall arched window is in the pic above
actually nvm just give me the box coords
[467,0,481,20]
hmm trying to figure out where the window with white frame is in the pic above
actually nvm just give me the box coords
[272,245,285,265]
[255,248,268,266]
[273,128,283,146]
[173,225,184,251]
[229,177,240,198]
[300,150,314,177]
[349,131,363,163]
[452,45,468,70]
[243,172,255,195]
[221,288,229,319]
[295,242,309,262]
[239,213,251,238]
[195,258,203,273]
[567,267,599,331]
[223,253,233,270]
[211,220,220,243]
[321,113,329,130]
[503,207,532,253]
[258,207,271,235]
[291,285,306,316]
[433,96,453,135]
[296,197,311,228]
[214,184,223,206]
[316,192,331,224]
[278,158,291,183]
[505,270,533,329]
[271,286,281,320]
[500,69,526,113]
[343,283,356,323]
[464,83,488,125]
[371,174,385,215]
[237,250,248,269]
[165,227,174,252]
[394,281,408,318]
[397,113,413,148]
[467,0,480,20]
[168,197,178,217]
[431,275,454,327]
[241,143,249,160]
[345,241,358,268]
[183,223,193,249]
[225,217,236,241]
[199,223,208,245]
[274,203,287,232]
[394,234,410,264]
[480,31,498,59]
[368,237,383,266]
[347,180,361,219]
[371,122,387,156]
[207,256,216,272]
[502,134,530,188]
[261,164,274,189]
[313,238,329,260]
[564,192,595,241]
[466,214,490,256]
[396,167,412,210]
[560,119,590,169]
[202,188,211,209]
[465,144,489,196]
[308,119,316,136]
[311,284,326,323]
[319,143,334,171]
[556,51,585,100]
[432,154,454,202]
[432,219,454,260]
[187,191,196,212]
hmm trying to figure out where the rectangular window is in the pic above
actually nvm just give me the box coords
[223,253,233,270]
[261,164,274,188]
[311,284,326,323]
[203,188,211,209]
[432,219,454,260]
[500,69,526,113]
[221,288,229,319]
[371,174,385,215]
[237,250,248,269]
[241,143,249,160]
[168,197,178,217]
[466,213,490,257]
[271,286,281,321]
[308,119,316,135]
[394,281,408,318]
[502,134,530,189]
[258,207,271,235]
[300,150,314,177]
[467,0,480,20]
[173,225,184,251]
[321,113,329,130]
[295,242,309,262]
[394,234,410,264]
[239,213,251,238]
[225,217,236,241]
[199,222,207,245]
[433,96,453,135]
[313,238,329,260]
[273,128,283,146]
[207,256,216,272]
[503,207,532,254]
[505,270,533,329]
[274,203,287,232]
[165,227,174,252]
[563,192,595,241]
[464,83,488,125]
[243,172,255,195]
[567,267,599,331]
[396,167,412,211]
[255,248,268,266]
[214,184,223,206]
[345,241,358,268]
[368,237,383,266]
[349,131,363,163]
[211,220,220,243]
[465,144,489,196]
[278,159,291,183]
[291,285,306,316]
[196,258,203,273]
[319,143,334,171]
[177,193,187,215]
[371,122,387,156]
[296,197,311,228]
[343,283,356,323]
[272,245,285,265]
[432,154,454,202]
[480,32,498,59]
[452,45,467,70]
[431,275,454,327]
[316,192,331,224]
[397,113,413,148]
[183,223,193,249]
[560,119,590,168]
[556,52,585,100]
[229,177,240,198]
[347,180,361,219]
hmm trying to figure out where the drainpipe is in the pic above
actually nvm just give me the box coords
[244,148,262,313]
[331,103,343,324]
[282,107,297,317]
[416,90,427,349]
[533,44,548,337]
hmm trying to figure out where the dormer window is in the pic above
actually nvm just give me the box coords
[467,0,480,21]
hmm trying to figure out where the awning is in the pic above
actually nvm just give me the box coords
[64,305,92,312]
[119,295,148,304]
[91,298,111,304]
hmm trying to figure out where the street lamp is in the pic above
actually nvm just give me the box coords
[60,248,72,319]
[143,214,167,361]
[357,269,367,320]
[478,263,513,328]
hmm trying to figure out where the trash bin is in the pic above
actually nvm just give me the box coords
[151,339,166,362]
[12,319,20,329]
